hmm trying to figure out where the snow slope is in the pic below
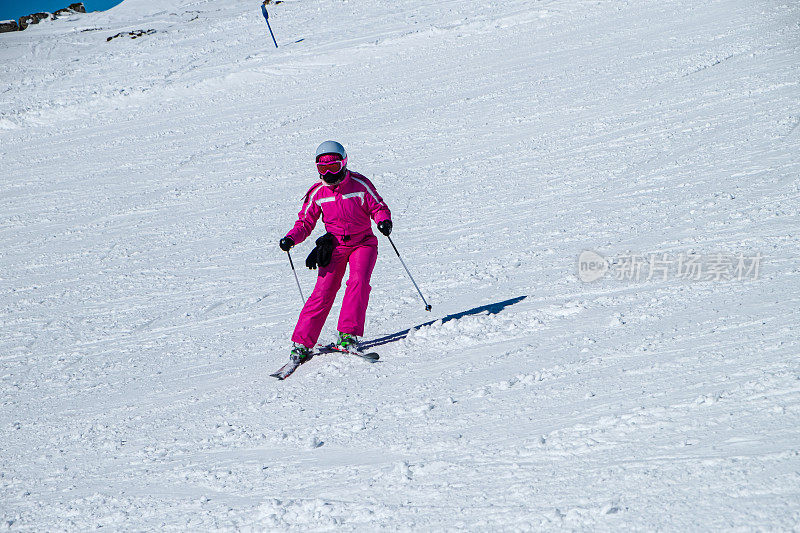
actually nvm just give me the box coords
[1,0,799,529]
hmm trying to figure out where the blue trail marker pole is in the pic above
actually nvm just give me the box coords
[261,3,278,48]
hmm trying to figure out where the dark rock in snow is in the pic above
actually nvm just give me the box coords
[0,20,19,33]
[12,4,86,32]
[107,29,157,42]
[54,4,85,17]
[18,12,51,31]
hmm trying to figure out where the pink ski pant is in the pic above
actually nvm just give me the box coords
[292,236,378,348]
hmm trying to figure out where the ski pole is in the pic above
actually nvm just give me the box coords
[287,250,305,305]
[261,3,278,48]
[386,235,432,312]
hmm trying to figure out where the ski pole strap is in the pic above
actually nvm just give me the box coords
[387,235,432,312]
[287,251,305,304]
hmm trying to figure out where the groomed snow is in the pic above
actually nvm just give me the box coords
[1,0,799,529]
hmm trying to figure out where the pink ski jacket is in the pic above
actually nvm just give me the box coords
[286,170,391,245]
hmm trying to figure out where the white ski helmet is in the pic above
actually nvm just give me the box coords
[315,140,347,162]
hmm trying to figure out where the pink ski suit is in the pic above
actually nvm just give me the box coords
[285,170,392,348]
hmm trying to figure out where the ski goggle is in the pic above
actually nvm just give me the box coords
[316,156,347,175]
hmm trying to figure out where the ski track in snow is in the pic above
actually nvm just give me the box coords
[1,0,799,529]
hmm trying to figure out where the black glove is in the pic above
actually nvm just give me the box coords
[377,220,392,236]
[279,237,294,252]
[306,233,337,270]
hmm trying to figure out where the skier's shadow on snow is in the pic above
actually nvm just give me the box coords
[360,295,527,350]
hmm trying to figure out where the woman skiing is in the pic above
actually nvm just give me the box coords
[279,141,392,365]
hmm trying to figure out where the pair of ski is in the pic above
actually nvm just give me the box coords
[270,344,379,380]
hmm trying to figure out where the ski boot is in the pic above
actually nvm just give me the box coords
[336,332,360,352]
[271,343,313,380]
[290,343,313,363]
